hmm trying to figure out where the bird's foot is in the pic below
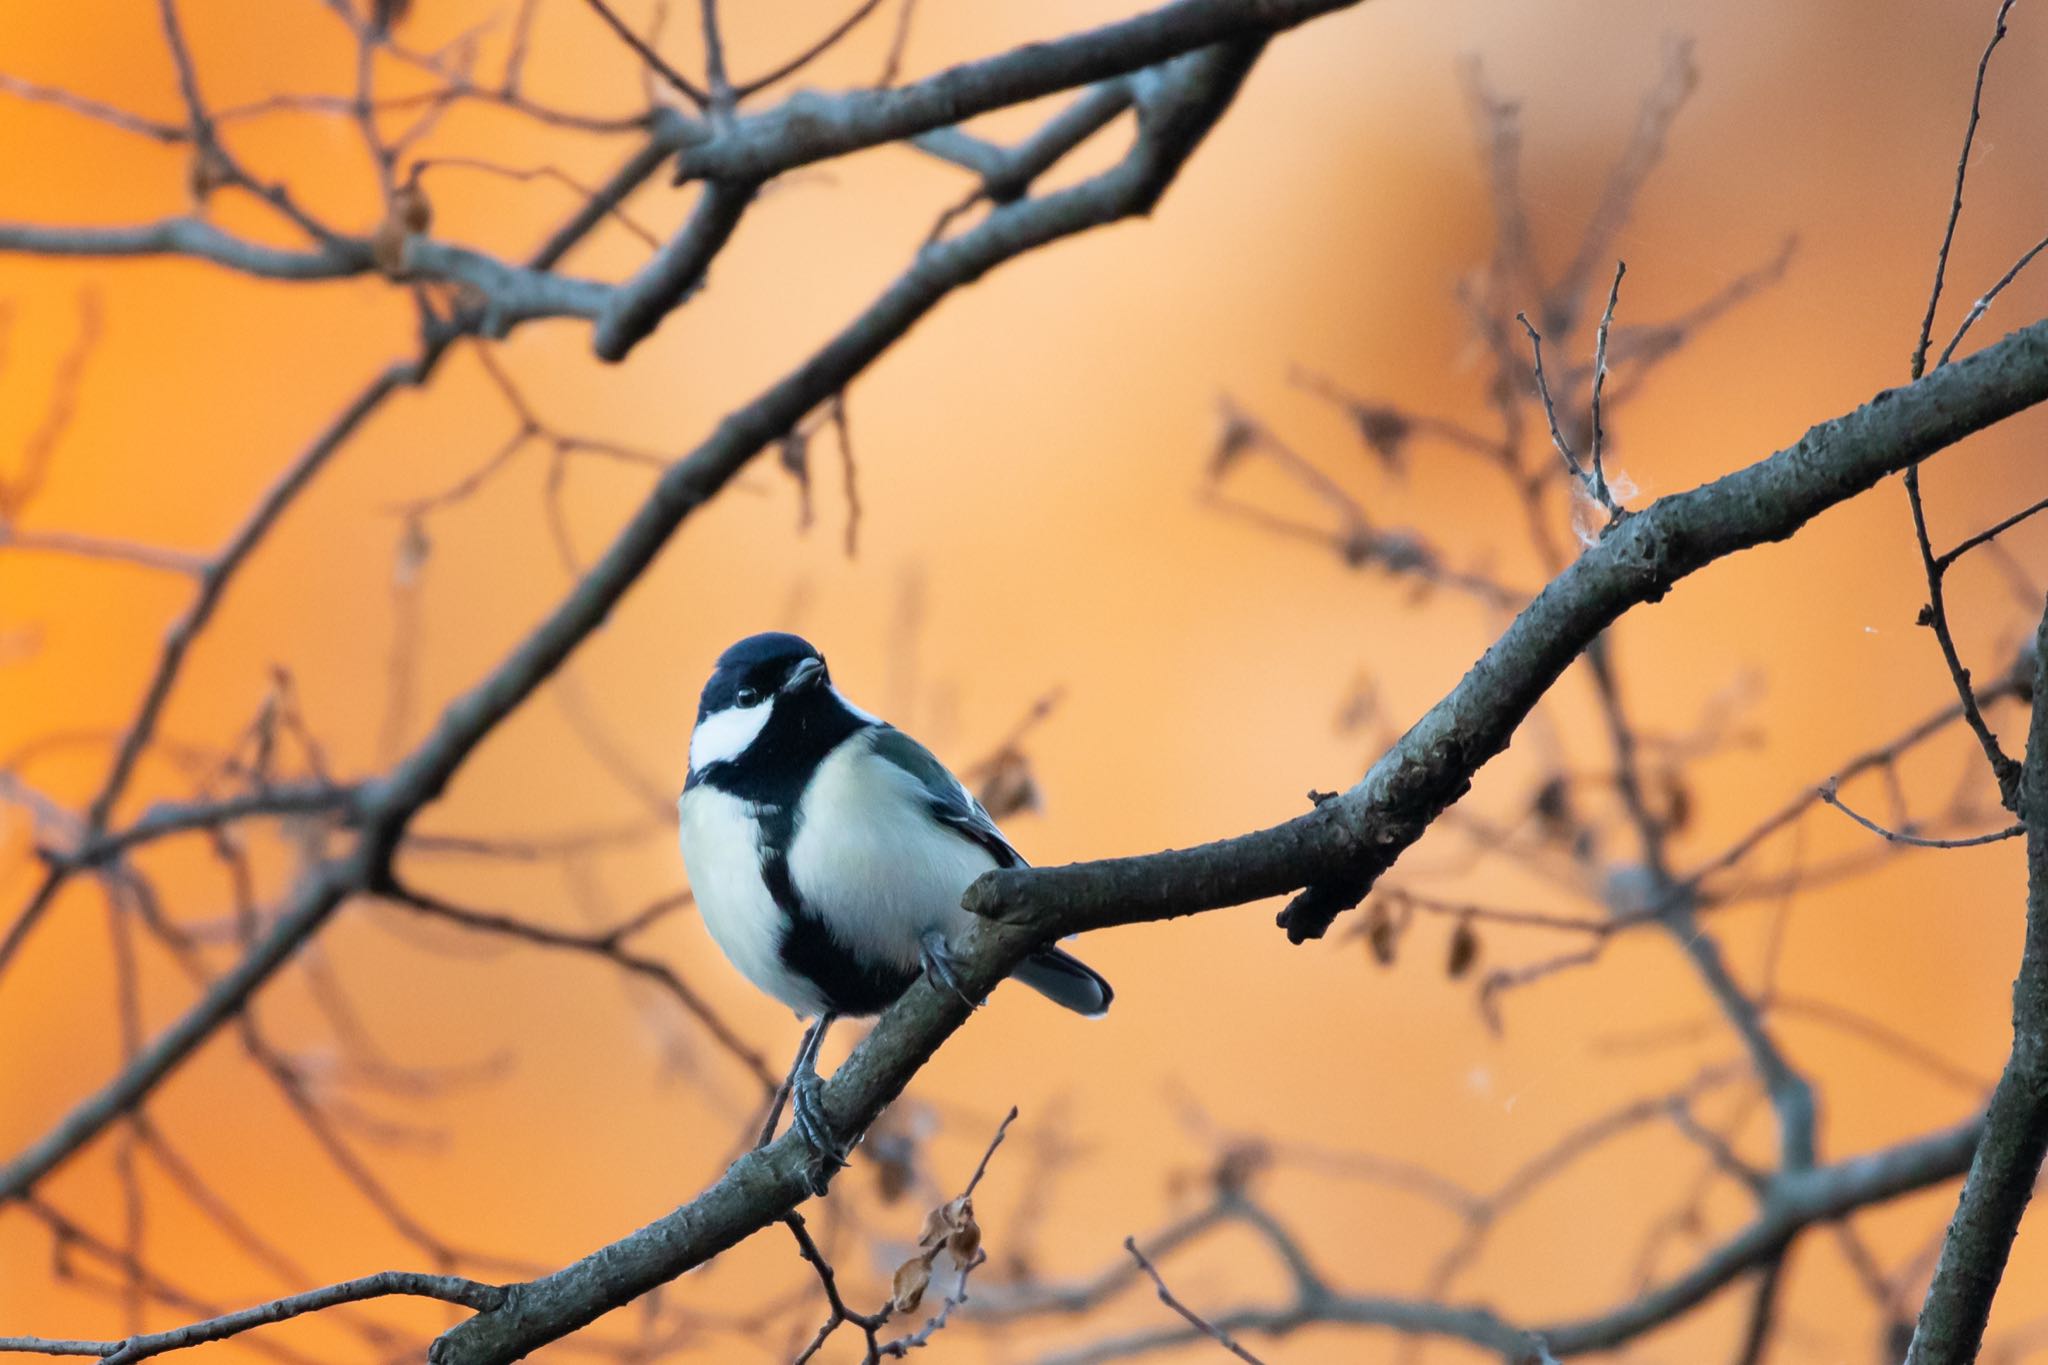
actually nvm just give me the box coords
[919,930,982,1009]
[789,1068,847,1197]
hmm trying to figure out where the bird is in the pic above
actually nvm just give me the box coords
[676,631,1111,1184]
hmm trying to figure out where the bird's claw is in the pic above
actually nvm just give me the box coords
[790,1068,847,1196]
[919,930,981,1009]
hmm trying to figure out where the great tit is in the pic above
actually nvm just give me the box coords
[677,631,1111,1179]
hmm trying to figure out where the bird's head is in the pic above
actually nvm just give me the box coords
[688,632,834,775]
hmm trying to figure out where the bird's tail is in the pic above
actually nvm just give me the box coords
[1010,947,1113,1017]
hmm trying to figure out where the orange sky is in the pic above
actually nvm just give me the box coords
[3,1,2048,1361]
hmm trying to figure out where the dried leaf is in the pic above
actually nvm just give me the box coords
[891,1255,932,1315]
[186,143,232,205]
[1350,403,1411,470]
[778,430,814,530]
[946,1205,981,1265]
[1208,405,1259,478]
[391,174,432,235]
[370,0,414,33]
[915,1204,950,1252]
[976,750,1041,820]
[1366,902,1398,966]
[1532,775,1573,837]
[1334,676,1377,734]
[394,517,430,587]
[1212,1140,1268,1195]
[1570,827,1598,865]
[1660,771,1692,834]
[866,1124,917,1205]
[1338,522,1376,568]
[1446,918,1480,979]
[371,172,433,276]
[371,218,411,277]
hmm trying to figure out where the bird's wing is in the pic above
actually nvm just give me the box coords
[867,726,1025,869]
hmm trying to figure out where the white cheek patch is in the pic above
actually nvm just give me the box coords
[689,699,772,772]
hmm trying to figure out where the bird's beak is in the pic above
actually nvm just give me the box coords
[783,657,826,694]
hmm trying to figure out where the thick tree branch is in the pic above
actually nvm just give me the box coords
[590,178,757,360]
[1907,598,2048,1361]
[670,0,1356,183]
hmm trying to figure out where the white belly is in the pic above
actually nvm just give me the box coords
[786,736,992,971]
[676,784,829,1016]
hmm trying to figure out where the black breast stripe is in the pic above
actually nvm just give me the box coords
[697,692,906,1015]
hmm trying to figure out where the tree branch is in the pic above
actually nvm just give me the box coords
[670,0,1355,183]
[0,1272,501,1364]
[1907,597,2048,1360]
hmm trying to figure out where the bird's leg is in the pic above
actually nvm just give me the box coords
[919,929,982,1008]
[786,1012,845,1194]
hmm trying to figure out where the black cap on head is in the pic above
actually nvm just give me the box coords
[699,632,826,717]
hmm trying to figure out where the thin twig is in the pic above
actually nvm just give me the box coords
[579,0,709,106]
[1937,230,2048,367]
[1124,1236,1267,1363]
[0,1272,501,1364]
[1910,0,2019,379]
[1515,315,1587,485]
[1818,781,2023,848]
[734,0,889,98]
[1586,259,1626,511]
[1939,494,2048,568]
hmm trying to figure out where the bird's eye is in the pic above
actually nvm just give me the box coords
[736,686,762,707]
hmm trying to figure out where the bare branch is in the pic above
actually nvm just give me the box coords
[1938,230,2048,367]
[1907,600,2048,1359]
[1910,0,2019,379]
[579,0,709,106]
[673,0,1355,183]
[734,0,890,99]
[1819,781,2024,849]
[0,1272,502,1364]
[1123,1236,1267,1363]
